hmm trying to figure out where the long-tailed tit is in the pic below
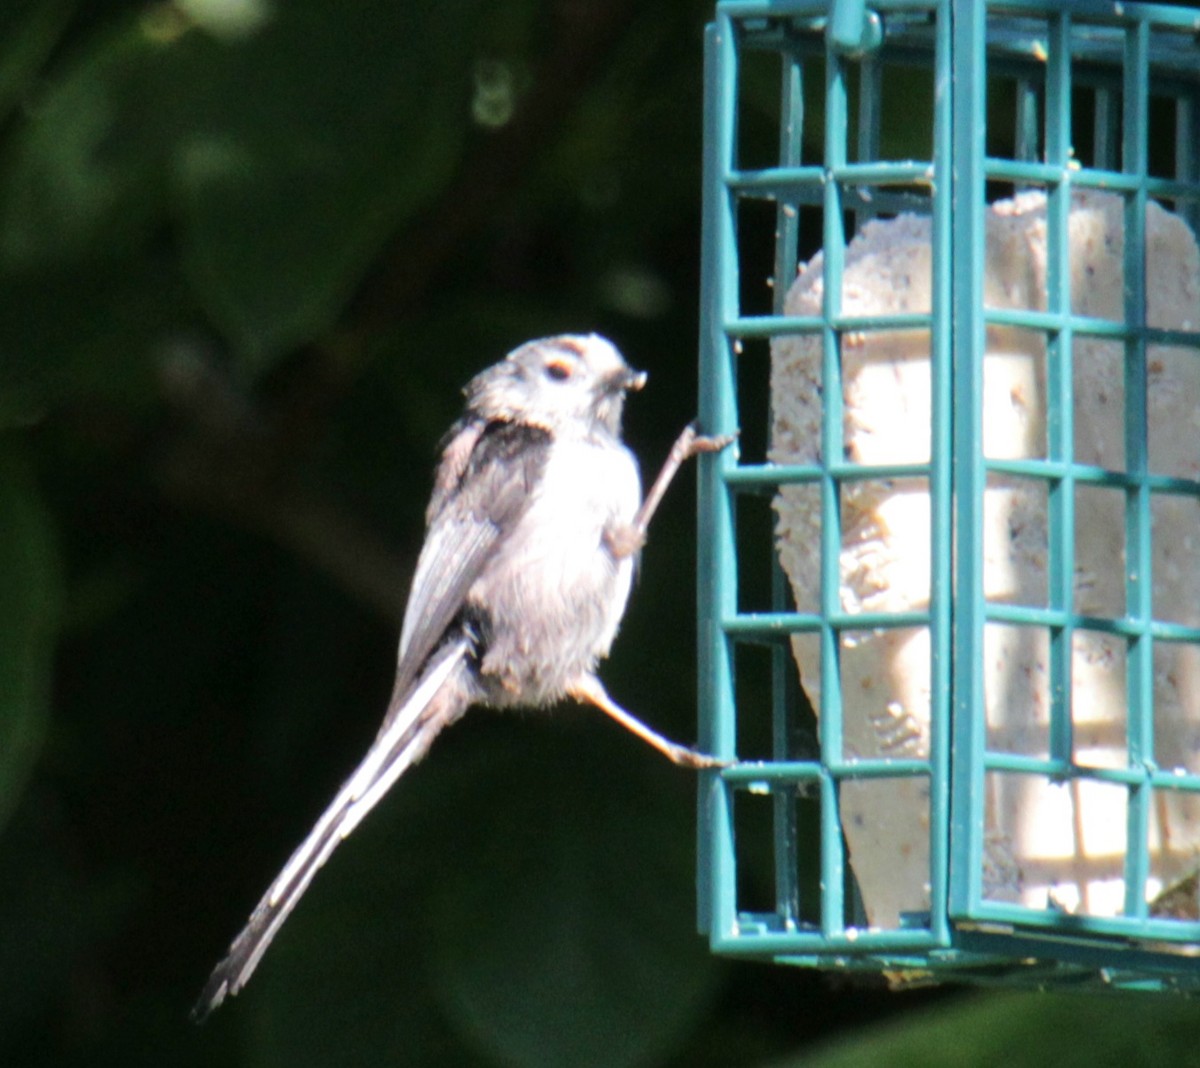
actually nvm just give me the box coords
[192,334,730,1019]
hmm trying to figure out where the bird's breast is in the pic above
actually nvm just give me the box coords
[469,434,641,704]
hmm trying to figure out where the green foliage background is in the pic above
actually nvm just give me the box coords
[2,2,1199,1065]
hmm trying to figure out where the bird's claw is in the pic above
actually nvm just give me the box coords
[681,423,739,459]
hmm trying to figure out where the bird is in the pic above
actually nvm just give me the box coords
[192,333,731,1019]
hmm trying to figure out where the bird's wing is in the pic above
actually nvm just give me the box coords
[387,418,552,721]
[193,636,471,1020]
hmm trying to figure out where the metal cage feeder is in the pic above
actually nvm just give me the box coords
[697,0,1200,991]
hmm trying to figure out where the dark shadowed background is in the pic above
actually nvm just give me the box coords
[3,2,1199,1065]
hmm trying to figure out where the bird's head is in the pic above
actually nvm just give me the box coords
[465,334,645,437]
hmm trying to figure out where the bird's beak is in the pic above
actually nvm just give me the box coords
[625,368,648,392]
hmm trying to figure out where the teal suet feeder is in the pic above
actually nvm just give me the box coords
[698,0,1200,990]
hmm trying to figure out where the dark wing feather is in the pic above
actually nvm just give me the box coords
[386,419,551,722]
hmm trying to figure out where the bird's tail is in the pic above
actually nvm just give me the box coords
[191,637,472,1021]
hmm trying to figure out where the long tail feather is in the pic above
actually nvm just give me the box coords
[192,637,471,1020]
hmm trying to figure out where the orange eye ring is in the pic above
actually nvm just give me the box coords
[544,359,572,381]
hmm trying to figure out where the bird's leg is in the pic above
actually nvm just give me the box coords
[591,421,734,764]
[604,423,736,559]
[569,674,727,769]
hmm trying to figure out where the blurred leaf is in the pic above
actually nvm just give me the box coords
[0,446,61,836]
[176,0,272,41]
[0,255,183,422]
[779,990,1200,1068]
[245,896,455,1068]
[0,2,478,380]
[169,0,478,374]
[0,0,78,125]
[0,16,169,272]
[0,792,135,1044]
[424,730,720,1068]
[0,13,185,422]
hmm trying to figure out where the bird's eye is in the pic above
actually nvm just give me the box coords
[544,359,572,381]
